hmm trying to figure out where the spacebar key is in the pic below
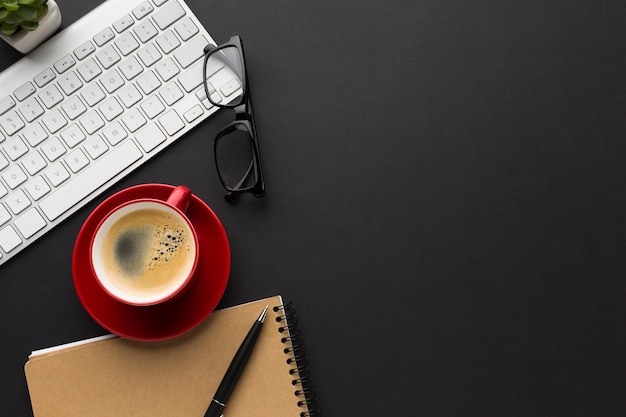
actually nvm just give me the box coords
[40,141,143,221]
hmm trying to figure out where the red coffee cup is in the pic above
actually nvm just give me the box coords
[89,185,199,306]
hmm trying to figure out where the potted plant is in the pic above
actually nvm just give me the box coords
[0,0,61,54]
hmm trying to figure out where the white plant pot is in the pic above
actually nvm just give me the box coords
[0,0,62,54]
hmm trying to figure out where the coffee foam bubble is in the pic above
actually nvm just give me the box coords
[113,223,189,279]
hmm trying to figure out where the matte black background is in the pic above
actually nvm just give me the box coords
[1,1,626,416]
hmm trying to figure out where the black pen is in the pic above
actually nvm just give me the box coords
[204,305,269,417]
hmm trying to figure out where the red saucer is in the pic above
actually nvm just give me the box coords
[72,184,230,341]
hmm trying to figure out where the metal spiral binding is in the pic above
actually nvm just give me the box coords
[274,302,321,417]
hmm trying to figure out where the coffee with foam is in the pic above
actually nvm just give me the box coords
[92,201,197,305]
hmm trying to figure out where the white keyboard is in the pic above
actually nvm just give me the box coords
[0,0,234,266]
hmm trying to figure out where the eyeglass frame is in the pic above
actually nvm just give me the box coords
[203,35,266,203]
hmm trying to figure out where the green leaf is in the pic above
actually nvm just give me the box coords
[0,21,17,35]
[4,10,21,24]
[36,3,46,17]
[2,2,20,11]
[17,5,37,21]
[2,2,20,12]
[20,20,37,30]
[0,9,8,22]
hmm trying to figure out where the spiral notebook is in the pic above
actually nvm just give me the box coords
[24,295,319,417]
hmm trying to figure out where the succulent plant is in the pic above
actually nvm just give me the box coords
[0,0,49,36]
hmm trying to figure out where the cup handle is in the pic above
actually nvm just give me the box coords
[166,185,192,213]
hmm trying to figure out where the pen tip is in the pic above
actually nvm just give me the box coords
[259,305,269,323]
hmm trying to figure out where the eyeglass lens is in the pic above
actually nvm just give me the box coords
[215,123,257,191]
[205,45,244,107]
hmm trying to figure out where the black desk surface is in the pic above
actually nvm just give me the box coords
[2,1,626,416]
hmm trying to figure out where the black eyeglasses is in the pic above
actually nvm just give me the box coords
[203,35,265,203]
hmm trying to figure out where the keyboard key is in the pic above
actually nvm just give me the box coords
[83,135,109,159]
[14,82,36,101]
[155,57,179,81]
[204,55,225,79]
[102,120,128,145]
[135,122,166,152]
[117,84,143,107]
[115,31,140,56]
[177,60,206,93]
[136,70,161,94]
[133,19,158,43]
[98,96,124,121]
[221,78,242,97]
[140,95,165,119]
[101,69,126,93]
[41,108,68,134]
[137,43,162,67]
[121,107,146,132]
[118,56,144,80]
[0,205,10,227]
[96,45,121,69]
[0,110,25,135]
[197,92,214,110]
[132,1,154,20]
[64,148,90,173]
[22,151,47,175]
[152,0,185,30]
[81,83,106,106]
[57,71,83,95]
[39,141,143,221]
[4,138,28,164]
[6,189,31,214]
[76,57,102,82]
[183,104,203,123]
[34,68,56,87]
[2,164,28,188]
[14,208,46,238]
[155,30,180,54]
[0,225,22,253]
[25,176,51,200]
[22,122,48,147]
[0,96,16,115]
[40,137,67,161]
[159,83,184,106]
[158,109,184,136]
[113,14,134,33]
[53,55,76,74]
[173,35,208,68]
[19,97,45,122]
[60,123,86,148]
[207,87,222,104]
[61,96,87,120]
[174,17,198,41]
[73,41,96,60]
[80,110,105,134]
[93,27,115,47]
[44,161,70,186]
[38,84,64,109]
[3,137,28,161]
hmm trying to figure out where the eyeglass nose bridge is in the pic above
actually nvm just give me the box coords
[232,103,248,121]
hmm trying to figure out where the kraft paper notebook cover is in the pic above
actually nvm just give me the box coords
[24,295,318,417]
